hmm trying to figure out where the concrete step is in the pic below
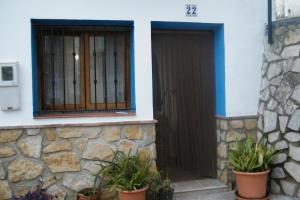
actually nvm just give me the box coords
[171,179,228,199]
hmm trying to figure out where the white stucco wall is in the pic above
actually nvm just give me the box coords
[0,0,267,126]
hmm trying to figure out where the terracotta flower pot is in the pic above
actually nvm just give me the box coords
[233,169,270,199]
[78,188,101,200]
[118,185,148,200]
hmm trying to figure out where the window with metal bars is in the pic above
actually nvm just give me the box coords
[34,26,131,114]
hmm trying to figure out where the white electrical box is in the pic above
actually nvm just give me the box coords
[0,62,20,111]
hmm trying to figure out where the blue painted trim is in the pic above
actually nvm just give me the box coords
[31,25,39,116]
[31,19,135,114]
[130,28,136,110]
[151,21,226,116]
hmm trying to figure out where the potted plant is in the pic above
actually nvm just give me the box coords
[94,151,151,200]
[147,172,174,200]
[228,138,279,199]
[77,188,101,200]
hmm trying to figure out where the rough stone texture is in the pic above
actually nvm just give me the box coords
[285,162,300,183]
[259,23,300,196]
[0,123,156,198]
[0,180,12,199]
[44,128,56,141]
[268,131,280,143]
[63,172,94,192]
[0,146,16,158]
[58,127,101,139]
[263,110,278,133]
[279,116,289,133]
[275,140,289,150]
[124,125,143,140]
[101,127,120,142]
[272,153,288,165]
[8,159,43,182]
[0,129,22,143]
[138,144,156,160]
[43,140,72,153]
[229,120,244,129]
[245,119,257,130]
[289,144,300,161]
[118,139,139,155]
[82,139,115,161]
[288,110,300,131]
[217,143,227,159]
[226,131,246,142]
[272,167,286,179]
[0,161,5,180]
[284,132,300,142]
[26,128,40,136]
[271,180,281,194]
[281,180,297,196]
[17,135,42,158]
[43,152,80,173]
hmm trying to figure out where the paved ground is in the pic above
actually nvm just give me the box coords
[175,192,300,200]
[174,191,300,200]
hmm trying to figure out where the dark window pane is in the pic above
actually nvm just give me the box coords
[2,66,13,81]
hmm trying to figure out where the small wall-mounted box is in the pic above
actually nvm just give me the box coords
[0,62,20,111]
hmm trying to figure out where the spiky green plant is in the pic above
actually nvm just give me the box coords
[228,138,279,172]
[93,151,151,192]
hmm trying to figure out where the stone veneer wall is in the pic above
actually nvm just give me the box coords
[258,18,300,197]
[216,116,257,188]
[0,123,156,200]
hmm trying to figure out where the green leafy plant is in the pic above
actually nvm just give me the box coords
[147,172,174,200]
[228,138,279,172]
[94,151,151,192]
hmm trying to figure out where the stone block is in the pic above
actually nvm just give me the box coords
[267,63,282,80]
[291,58,300,72]
[0,129,22,143]
[284,100,298,115]
[271,180,281,194]
[289,144,300,161]
[219,120,228,130]
[226,131,246,142]
[63,172,94,192]
[0,146,16,158]
[57,127,101,139]
[42,176,59,189]
[138,144,156,161]
[0,161,5,179]
[284,161,300,183]
[267,98,278,110]
[8,159,43,182]
[281,44,300,59]
[82,160,101,174]
[279,116,288,133]
[229,120,244,129]
[264,51,281,62]
[291,86,300,104]
[260,88,270,102]
[271,153,287,164]
[0,180,12,199]
[271,167,286,179]
[217,143,227,159]
[26,129,40,136]
[47,185,67,200]
[44,128,57,141]
[101,127,121,142]
[274,140,288,150]
[43,140,72,153]
[263,110,278,133]
[124,125,143,140]
[268,131,280,143]
[43,152,80,173]
[280,180,297,196]
[288,110,300,131]
[72,138,88,152]
[82,139,115,161]
[117,139,139,155]
[142,125,156,146]
[284,31,300,45]
[284,132,300,142]
[244,119,257,130]
[17,135,42,158]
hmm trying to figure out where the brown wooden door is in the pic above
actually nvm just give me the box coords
[152,31,217,181]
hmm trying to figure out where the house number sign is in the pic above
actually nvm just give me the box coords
[186,4,197,17]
